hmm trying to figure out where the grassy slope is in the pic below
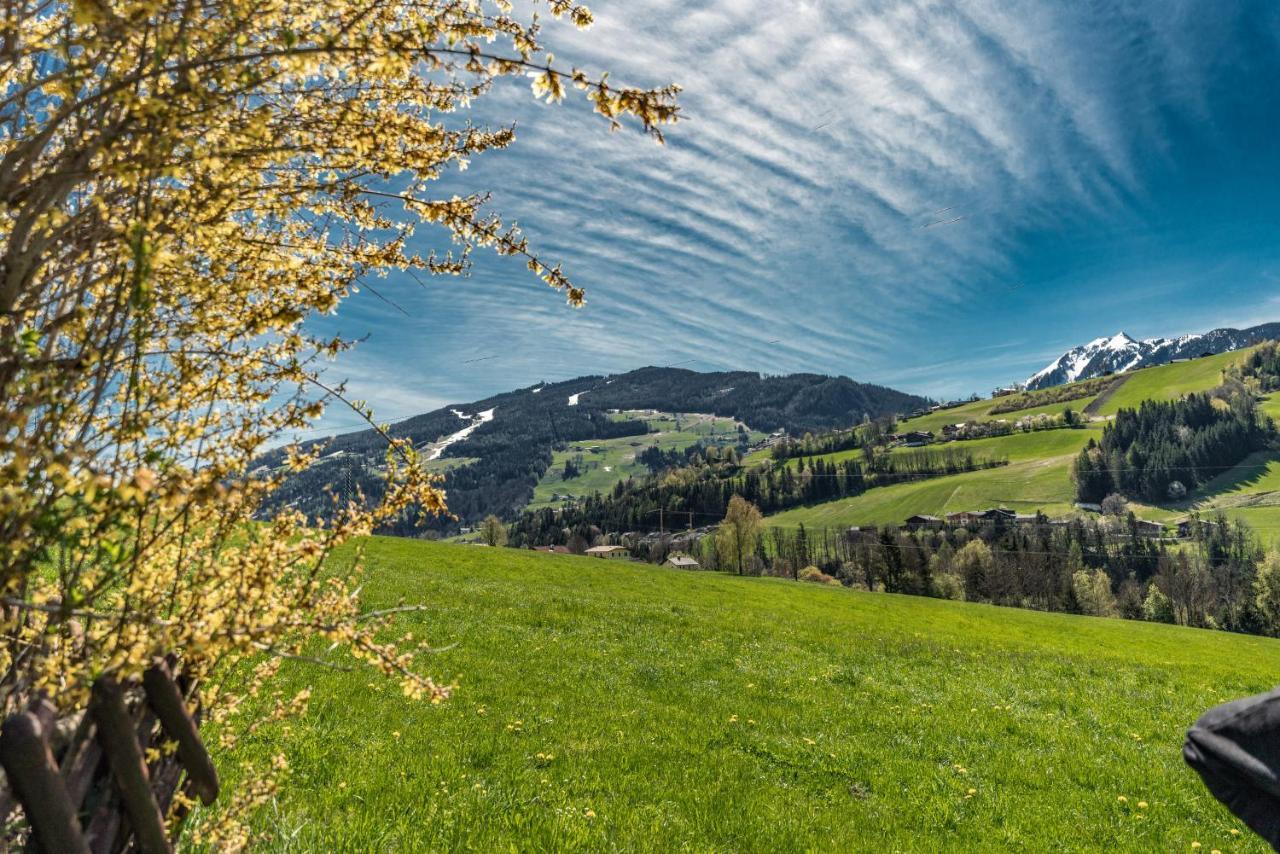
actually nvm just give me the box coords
[1097,360,1280,541]
[770,350,1280,535]
[1092,350,1245,417]
[213,539,1274,851]
[529,413,761,509]
[897,395,1101,436]
[768,427,1100,528]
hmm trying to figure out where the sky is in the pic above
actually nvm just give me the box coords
[307,0,1280,434]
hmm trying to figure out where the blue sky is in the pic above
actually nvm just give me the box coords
[308,0,1280,433]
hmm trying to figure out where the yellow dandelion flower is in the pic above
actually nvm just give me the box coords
[1117,796,1128,803]
[729,714,739,723]
[1191,842,1202,849]
[967,788,977,796]
[584,809,596,818]
[1137,801,1148,810]
[1229,829,1241,836]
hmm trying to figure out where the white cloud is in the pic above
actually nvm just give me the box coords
[318,0,1264,409]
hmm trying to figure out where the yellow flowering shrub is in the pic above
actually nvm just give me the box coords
[0,0,676,840]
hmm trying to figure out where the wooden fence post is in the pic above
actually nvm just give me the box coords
[0,711,90,854]
[90,677,171,854]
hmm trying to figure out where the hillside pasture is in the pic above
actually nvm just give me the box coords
[766,352,1280,536]
[766,455,1081,529]
[206,539,1276,851]
[529,412,761,509]
[1091,349,1250,417]
[764,427,1099,528]
[1136,449,1280,545]
[898,391,1104,435]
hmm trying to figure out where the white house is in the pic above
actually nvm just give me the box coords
[585,545,630,560]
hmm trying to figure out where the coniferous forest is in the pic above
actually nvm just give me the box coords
[510,445,1005,545]
[1073,388,1275,503]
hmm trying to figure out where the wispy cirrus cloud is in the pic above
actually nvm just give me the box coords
[311,0,1280,423]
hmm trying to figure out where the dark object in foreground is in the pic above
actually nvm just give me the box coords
[0,659,214,851]
[1184,687,1280,847]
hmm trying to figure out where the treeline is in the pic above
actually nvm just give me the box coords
[1236,342,1280,392]
[946,407,1084,441]
[1074,389,1274,503]
[259,366,927,533]
[636,438,748,475]
[510,446,1004,546]
[695,513,1272,635]
[989,376,1115,414]
[581,367,926,434]
[769,418,896,461]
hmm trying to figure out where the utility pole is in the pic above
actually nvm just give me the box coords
[648,507,666,535]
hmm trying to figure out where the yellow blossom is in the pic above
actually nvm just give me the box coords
[0,0,679,844]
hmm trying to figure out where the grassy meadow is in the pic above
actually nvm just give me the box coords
[1091,350,1244,417]
[766,350,1280,540]
[768,427,1099,529]
[528,412,761,509]
[895,396,1096,436]
[208,539,1275,851]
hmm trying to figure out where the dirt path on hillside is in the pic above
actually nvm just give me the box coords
[1083,375,1129,418]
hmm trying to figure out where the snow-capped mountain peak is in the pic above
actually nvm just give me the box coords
[1022,323,1280,391]
[1104,331,1138,350]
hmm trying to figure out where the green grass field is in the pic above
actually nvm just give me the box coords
[422,456,477,475]
[529,412,762,509]
[1091,350,1249,417]
[897,395,1101,436]
[1139,448,1280,545]
[206,539,1275,851]
[767,427,1099,529]
[767,351,1280,537]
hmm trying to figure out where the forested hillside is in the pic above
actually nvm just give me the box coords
[511,443,1005,546]
[258,368,927,532]
[1074,389,1275,503]
[497,350,1280,641]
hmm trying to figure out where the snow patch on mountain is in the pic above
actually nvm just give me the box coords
[427,408,495,460]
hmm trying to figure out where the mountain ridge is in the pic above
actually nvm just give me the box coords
[261,366,928,532]
[1024,322,1280,390]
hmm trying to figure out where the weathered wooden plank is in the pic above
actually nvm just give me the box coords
[90,678,170,854]
[143,661,218,806]
[0,711,89,854]
[59,710,102,811]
